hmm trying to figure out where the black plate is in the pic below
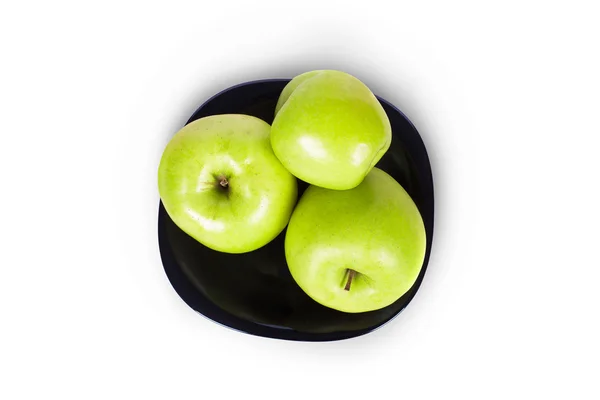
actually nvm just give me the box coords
[158,79,434,341]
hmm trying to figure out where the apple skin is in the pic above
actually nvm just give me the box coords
[274,70,322,115]
[158,114,297,254]
[271,70,391,190]
[285,167,426,313]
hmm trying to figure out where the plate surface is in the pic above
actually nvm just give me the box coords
[158,79,434,341]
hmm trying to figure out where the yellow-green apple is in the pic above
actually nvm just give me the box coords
[158,114,297,253]
[271,70,391,190]
[285,167,425,313]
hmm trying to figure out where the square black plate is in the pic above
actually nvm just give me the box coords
[158,79,434,341]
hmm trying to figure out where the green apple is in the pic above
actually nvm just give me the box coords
[271,70,392,190]
[285,167,426,313]
[158,114,297,254]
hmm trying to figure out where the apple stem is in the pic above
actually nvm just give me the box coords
[218,176,229,189]
[344,269,356,291]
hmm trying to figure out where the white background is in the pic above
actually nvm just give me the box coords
[1,1,599,399]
